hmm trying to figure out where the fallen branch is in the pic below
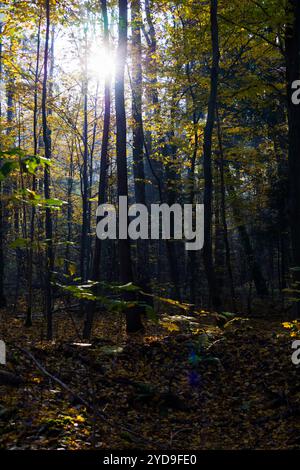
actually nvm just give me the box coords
[14,345,158,448]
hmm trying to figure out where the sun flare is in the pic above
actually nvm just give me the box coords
[87,45,116,81]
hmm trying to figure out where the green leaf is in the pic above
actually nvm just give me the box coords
[43,198,67,208]
[9,237,30,249]
[0,161,18,181]
[143,304,158,323]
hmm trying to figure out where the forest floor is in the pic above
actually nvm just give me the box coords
[0,304,299,450]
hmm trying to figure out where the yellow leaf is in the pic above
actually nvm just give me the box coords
[75,415,85,423]
[160,321,180,332]
[68,262,76,276]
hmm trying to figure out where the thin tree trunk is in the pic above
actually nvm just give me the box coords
[143,0,164,196]
[0,19,5,308]
[6,66,14,138]
[131,0,151,295]
[87,89,98,275]
[131,0,145,206]
[214,182,224,294]
[185,61,199,304]
[0,185,5,307]
[115,0,143,333]
[216,107,236,311]
[65,138,74,275]
[202,0,221,310]
[80,29,89,283]
[26,14,41,327]
[83,0,111,339]
[164,120,182,301]
[41,0,54,340]
[6,44,23,312]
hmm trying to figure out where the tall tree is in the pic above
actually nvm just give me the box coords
[83,0,111,339]
[185,60,200,305]
[26,13,42,327]
[131,0,145,207]
[80,24,89,283]
[0,17,6,308]
[216,107,236,310]
[143,0,163,197]
[131,0,151,294]
[42,0,54,340]
[202,0,221,310]
[115,0,143,333]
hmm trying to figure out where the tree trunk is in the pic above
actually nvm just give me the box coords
[83,0,111,339]
[143,0,164,198]
[185,61,200,305]
[41,0,54,340]
[0,19,6,308]
[80,28,89,283]
[65,138,74,275]
[26,14,42,327]
[131,0,151,295]
[164,123,182,301]
[202,0,221,311]
[115,0,143,333]
[216,107,236,311]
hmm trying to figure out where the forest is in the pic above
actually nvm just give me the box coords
[0,0,300,453]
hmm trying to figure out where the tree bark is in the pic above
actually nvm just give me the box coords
[202,0,221,310]
[0,18,6,308]
[26,14,42,327]
[65,138,74,276]
[83,0,111,339]
[131,0,151,295]
[216,107,236,311]
[80,27,89,283]
[41,0,54,340]
[143,0,164,198]
[185,61,200,304]
[115,0,143,333]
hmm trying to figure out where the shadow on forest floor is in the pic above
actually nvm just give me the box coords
[0,306,299,450]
